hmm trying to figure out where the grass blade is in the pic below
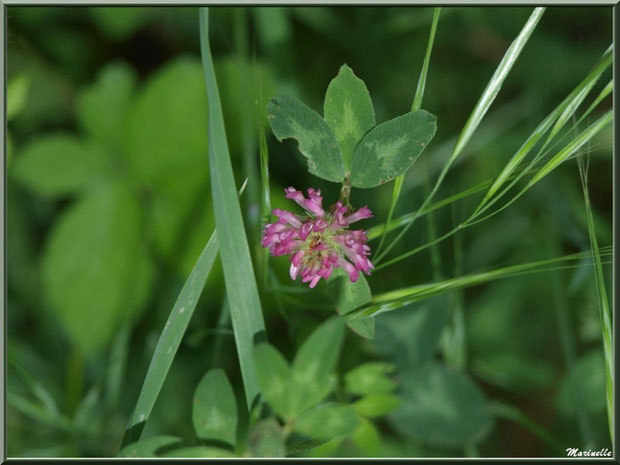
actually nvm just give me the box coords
[473,46,611,216]
[348,247,611,320]
[121,231,219,447]
[376,7,545,263]
[577,155,613,444]
[199,7,267,410]
[375,7,440,258]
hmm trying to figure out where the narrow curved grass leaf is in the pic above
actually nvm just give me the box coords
[377,7,544,262]
[578,156,613,443]
[323,64,375,172]
[192,369,238,446]
[524,111,612,190]
[121,231,219,447]
[475,46,611,213]
[199,7,267,410]
[451,7,545,162]
[376,7,440,256]
[348,249,612,320]
[267,94,345,182]
[350,110,437,188]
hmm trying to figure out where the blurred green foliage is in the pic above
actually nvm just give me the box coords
[6,5,612,458]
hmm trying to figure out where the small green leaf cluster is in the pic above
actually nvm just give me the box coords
[121,316,401,458]
[267,64,437,189]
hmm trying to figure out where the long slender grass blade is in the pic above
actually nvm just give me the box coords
[376,7,545,263]
[577,155,613,444]
[121,231,219,447]
[199,8,267,410]
[348,248,611,320]
[375,7,440,258]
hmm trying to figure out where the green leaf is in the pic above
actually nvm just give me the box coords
[373,294,451,368]
[7,73,31,121]
[42,182,152,357]
[344,362,396,396]
[254,318,345,421]
[390,363,492,447]
[160,447,236,458]
[323,64,375,172]
[192,369,237,446]
[556,349,606,416]
[294,403,359,438]
[351,417,382,456]
[118,436,181,458]
[11,134,111,198]
[266,94,344,182]
[200,8,267,410]
[353,393,401,418]
[122,229,219,447]
[292,317,346,411]
[248,418,286,458]
[76,63,136,151]
[127,57,209,188]
[254,342,295,421]
[350,110,437,188]
[327,268,375,339]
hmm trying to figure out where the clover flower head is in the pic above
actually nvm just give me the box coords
[261,187,374,288]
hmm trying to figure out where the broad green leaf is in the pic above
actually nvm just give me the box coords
[556,349,606,416]
[390,363,492,447]
[118,436,181,458]
[323,64,375,172]
[7,73,31,121]
[344,362,396,396]
[351,417,381,456]
[254,342,295,421]
[11,134,111,198]
[200,8,267,410]
[122,229,219,447]
[127,57,208,188]
[294,403,359,438]
[160,447,236,458]
[353,393,401,418]
[266,94,344,182]
[248,418,286,457]
[76,63,136,151]
[192,369,237,446]
[373,294,451,368]
[42,182,152,356]
[350,110,436,188]
[327,268,375,339]
[292,317,345,411]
